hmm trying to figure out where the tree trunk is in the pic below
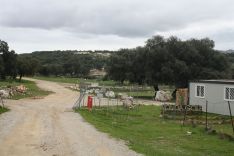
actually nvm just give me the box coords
[153,83,159,99]
[19,74,23,82]
[153,84,159,91]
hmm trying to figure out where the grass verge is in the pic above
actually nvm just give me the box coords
[0,106,9,114]
[0,79,53,100]
[77,106,234,156]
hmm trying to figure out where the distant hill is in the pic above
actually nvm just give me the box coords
[20,50,113,65]
[221,49,234,54]
[19,50,113,77]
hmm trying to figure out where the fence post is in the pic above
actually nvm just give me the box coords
[205,100,208,130]
[173,105,176,120]
[117,97,118,108]
[136,85,140,111]
[108,96,110,108]
[183,105,187,126]
[136,85,139,104]
[82,95,85,107]
[228,101,234,134]
[99,98,101,107]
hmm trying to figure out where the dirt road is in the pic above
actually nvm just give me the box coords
[0,79,140,156]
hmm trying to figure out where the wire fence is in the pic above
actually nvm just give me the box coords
[73,82,234,138]
[161,97,234,137]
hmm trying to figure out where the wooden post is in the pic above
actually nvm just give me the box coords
[173,105,176,120]
[162,104,165,118]
[205,100,208,130]
[136,85,139,111]
[136,85,138,104]
[228,101,234,134]
[82,95,85,107]
[117,97,118,108]
[183,105,187,126]
[99,98,101,108]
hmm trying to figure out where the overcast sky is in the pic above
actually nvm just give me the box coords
[0,0,234,53]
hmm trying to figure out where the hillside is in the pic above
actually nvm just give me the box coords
[223,49,234,53]
[19,50,113,77]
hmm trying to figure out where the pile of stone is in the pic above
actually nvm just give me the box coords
[0,85,27,98]
[0,89,13,98]
[117,93,135,109]
[16,85,27,93]
[105,91,115,98]
[155,90,172,102]
[122,96,134,109]
[69,85,79,90]
[85,86,116,98]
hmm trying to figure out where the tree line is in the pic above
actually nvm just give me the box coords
[0,40,109,81]
[1,36,234,87]
[106,36,231,88]
[0,40,18,80]
[22,51,108,77]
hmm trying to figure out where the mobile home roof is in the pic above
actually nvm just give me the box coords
[189,79,234,85]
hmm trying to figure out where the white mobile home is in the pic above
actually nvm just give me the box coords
[189,80,234,115]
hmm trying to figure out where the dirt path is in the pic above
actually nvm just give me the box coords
[0,78,140,156]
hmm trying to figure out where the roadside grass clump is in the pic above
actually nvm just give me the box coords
[77,105,234,156]
[0,106,9,114]
[0,79,52,100]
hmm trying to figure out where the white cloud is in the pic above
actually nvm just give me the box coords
[0,26,145,53]
[0,0,234,52]
[157,20,234,50]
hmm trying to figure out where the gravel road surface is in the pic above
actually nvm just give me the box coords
[0,78,141,156]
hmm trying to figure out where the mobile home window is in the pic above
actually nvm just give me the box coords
[195,85,205,98]
[224,87,234,101]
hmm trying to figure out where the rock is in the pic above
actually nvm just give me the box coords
[69,86,78,90]
[9,90,14,96]
[86,89,94,94]
[155,90,172,102]
[100,87,106,93]
[218,121,223,124]
[122,97,134,108]
[16,85,27,93]
[105,91,115,98]
[97,93,103,98]
[0,90,10,98]
[94,89,100,94]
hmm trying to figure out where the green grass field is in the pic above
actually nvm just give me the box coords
[77,106,234,156]
[33,76,116,86]
[163,111,234,136]
[0,79,52,100]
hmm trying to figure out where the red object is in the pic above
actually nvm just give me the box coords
[87,96,93,111]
